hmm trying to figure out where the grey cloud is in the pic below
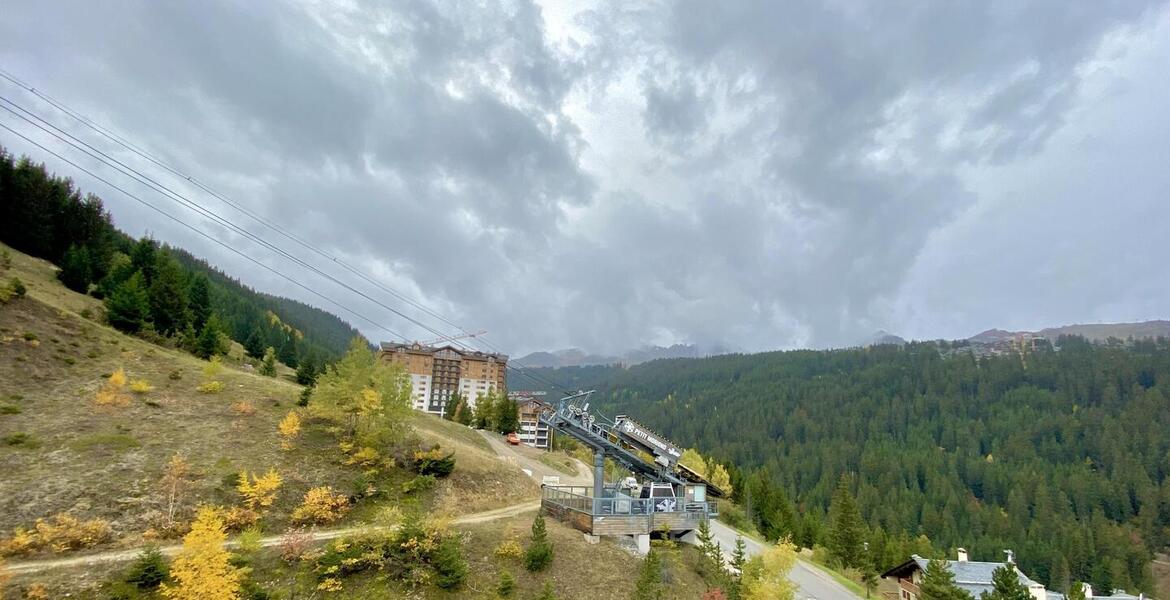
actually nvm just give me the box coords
[1,1,1168,354]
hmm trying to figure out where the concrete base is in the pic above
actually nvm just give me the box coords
[676,529,697,545]
[583,534,600,545]
[634,533,651,556]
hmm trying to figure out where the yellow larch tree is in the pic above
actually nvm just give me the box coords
[278,410,302,450]
[742,541,798,600]
[237,468,282,511]
[95,368,130,407]
[161,506,242,600]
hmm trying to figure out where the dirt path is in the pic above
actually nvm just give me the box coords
[475,430,593,487]
[1,500,541,576]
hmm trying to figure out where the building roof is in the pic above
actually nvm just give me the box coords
[884,555,1154,600]
[883,555,1041,597]
[379,341,508,361]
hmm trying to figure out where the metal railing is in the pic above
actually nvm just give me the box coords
[542,485,718,517]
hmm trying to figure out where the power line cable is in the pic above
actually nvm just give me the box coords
[0,120,410,342]
[0,96,459,342]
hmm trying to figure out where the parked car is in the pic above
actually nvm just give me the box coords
[506,432,520,445]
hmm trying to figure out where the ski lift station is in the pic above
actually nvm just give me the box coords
[537,391,722,554]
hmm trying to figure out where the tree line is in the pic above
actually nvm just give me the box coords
[515,338,1170,595]
[0,146,362,370]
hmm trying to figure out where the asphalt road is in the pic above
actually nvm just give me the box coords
[477,433,860,599]
[709,519,863,600]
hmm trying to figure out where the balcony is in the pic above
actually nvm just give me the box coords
[540,485,717,536]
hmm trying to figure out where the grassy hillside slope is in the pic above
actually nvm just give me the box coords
[0,244,709,599]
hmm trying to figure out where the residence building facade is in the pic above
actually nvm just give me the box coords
[882,550,1150,600]
[379,341,507,416]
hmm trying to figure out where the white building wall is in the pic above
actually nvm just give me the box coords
[459,377,496,405]
[409,374,432,411]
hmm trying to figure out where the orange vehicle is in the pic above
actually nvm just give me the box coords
[505,432,520,445]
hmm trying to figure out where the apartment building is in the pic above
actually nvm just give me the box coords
[511,392,552,450]
[379,341,507,416]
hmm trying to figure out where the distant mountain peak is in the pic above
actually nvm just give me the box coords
[869,330,907,346]
[515,343,730,368]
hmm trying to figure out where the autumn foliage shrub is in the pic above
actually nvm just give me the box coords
[196,381,223,394]
[230,400,256,416]
[0,513,112,556]
[129,379,154,394]
[95,368,131,407]
[278,410,301,450]
[237,468,283,510]
[291,486,350,525]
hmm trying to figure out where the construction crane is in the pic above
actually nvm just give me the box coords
[418,329,487,347]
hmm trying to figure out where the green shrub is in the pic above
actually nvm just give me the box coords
[401,474,436,495]
[124,545,169,589]
[412,448,456,478]
[101,580,142,600]
[0,403,21,415]
[718,502,756,534]
[3,432,39,448]
[433,535,468,589]
[297,387,312,407]
[496,569,516,598]
[22,331,37,341]
[9,277,26,298]
[168,370,183,381]
[70,433,140,452]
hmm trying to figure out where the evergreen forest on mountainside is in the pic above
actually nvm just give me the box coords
[0,146,362,368]
[514,340,1170,594]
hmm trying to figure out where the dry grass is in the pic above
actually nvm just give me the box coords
[410,414,542,517]
[0,244,409,554]
[0,244,629,597]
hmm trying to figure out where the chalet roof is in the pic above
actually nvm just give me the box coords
[884,557,1153,600]
[882,555,1041,596]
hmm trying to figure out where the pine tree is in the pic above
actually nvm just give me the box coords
[125,545,170,589]
[130,238,159,285]
[632,548,664,600]
[187,274,211,330]
[920,559,973,600]
[731,536,748,574]
[984,564,1033,600]
[244,325,266,359]
[537,581,557,600]
[195,318,224,360]
[432,535,468,589]
[1066,582,1087,600]
[160,507,241,600]
[295,360,318,386]
[58,244,92,293]
[496,569,516,598]
[106,271,151,333]
[148,253,189,336]
[697,517,725,577]
[260,347,277,377]
[495,394,520,434]
[278,334,298,368]
[444,392,464,420]
[525,511,554,571]
[827,475,864,569]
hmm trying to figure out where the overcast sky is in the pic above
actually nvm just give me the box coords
[3,1,1169,355]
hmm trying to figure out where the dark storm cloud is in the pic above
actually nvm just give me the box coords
[1,1,1167,353]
